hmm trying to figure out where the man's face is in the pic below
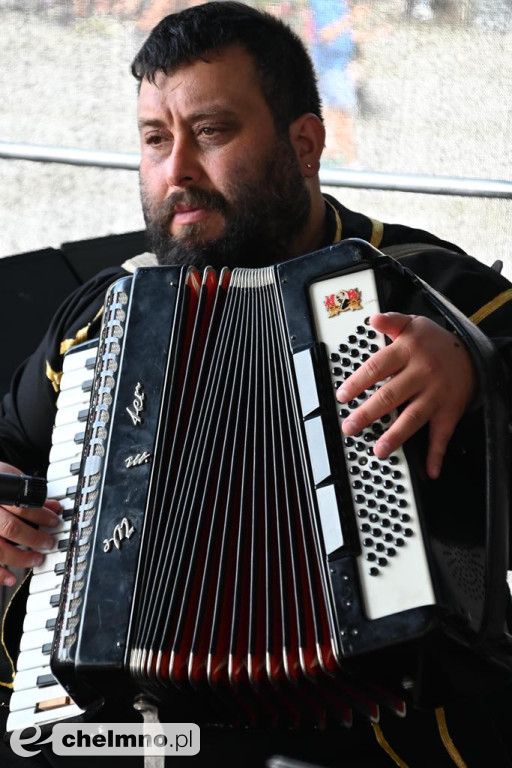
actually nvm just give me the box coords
[137,44,311,268]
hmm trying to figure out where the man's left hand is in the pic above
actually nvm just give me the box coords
[336,312,476,479]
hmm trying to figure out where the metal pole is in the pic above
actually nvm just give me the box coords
[1,141,512,199]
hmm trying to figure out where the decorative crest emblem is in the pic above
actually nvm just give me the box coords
[324,288,362,317]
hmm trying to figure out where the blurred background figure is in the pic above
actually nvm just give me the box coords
[310,0,359,168]
[411,0,433,20]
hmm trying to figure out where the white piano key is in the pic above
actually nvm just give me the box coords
[16,647,52,672]
[29,570,63,596]
[19,628,55,654]
[51,421,86,447]
[59,497,76,513]
[62,346,98,374]
[46,456,81,484]
[49,439,78,467]
[56,385,91,410]
[10,683,70,712]
[12,665,54,692]
[59,366,94,392]
[26,588,60,614]
[54,401,90,428]
[41,516,73,535]
[32,530,70,555]
[46,476,77,501]
[23,607,59,634]
[32,550,66,577]
[7,702,84,732]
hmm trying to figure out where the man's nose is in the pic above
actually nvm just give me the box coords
[164,136,203,188]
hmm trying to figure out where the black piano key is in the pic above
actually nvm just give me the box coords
[46,618,57,630]
[85,357,96,370]
[42,643,52,655]
[36,673,56,688]
[50,594,61,607]
[70,462,81,475]
[55,562,66,576]
[78,408,89,422]
[82,379,94,393]
[74,432,85,444]
[58,538,70,551]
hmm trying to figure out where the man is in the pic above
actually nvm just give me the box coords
[1,3,512,766]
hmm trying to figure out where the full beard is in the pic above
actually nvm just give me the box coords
[140,139,311,270]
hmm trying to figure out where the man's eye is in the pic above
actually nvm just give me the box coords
[146,134,164,146]
[200,127,216,136]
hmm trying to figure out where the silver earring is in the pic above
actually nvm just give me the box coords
[306,163,312,169]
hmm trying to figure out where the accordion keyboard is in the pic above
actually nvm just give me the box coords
[7,344,97,732]
[308,269,435,621]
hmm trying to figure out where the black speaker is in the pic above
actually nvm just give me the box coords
[1,230,148,395]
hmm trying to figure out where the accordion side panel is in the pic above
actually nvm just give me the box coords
[308,270,435,621]
[51,275,134,705]
[277,243,439,657]
[52,266,184,706]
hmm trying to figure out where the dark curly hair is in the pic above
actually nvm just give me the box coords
[131,1,322,133]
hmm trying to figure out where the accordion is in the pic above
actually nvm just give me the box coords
[9,239,512,732]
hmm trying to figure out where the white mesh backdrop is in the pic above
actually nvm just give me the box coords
[0,0,511,275]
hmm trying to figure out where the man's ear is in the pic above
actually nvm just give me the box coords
[288,113,325,177]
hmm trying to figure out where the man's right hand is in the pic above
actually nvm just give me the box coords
[0,462,62,587]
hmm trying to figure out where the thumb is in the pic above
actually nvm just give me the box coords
[369,312,415,342]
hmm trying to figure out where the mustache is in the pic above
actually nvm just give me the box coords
[150,187,229,227]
